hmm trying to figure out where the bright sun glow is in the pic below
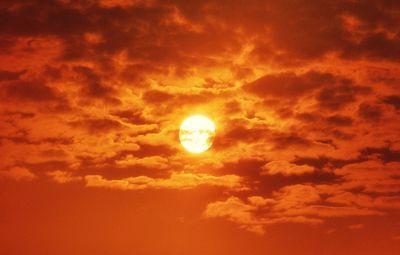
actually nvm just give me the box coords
[179,115,216,153]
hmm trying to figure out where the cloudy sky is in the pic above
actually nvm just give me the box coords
[1,0,400,254]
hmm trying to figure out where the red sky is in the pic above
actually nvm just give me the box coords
[1,0,400,254]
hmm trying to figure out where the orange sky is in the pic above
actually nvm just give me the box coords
[1,0,400,254]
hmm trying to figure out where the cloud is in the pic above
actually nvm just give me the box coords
[115,155,169,169]
[98,0,146,8]
[69,118,123,133]
[85,172,243,190]
[326,192,374,208]
[203,196,264,234]
[335,160,400,193]
[272,133,313,150]
[342,32,400,62]
[316,83,372,110]
[47,170,83,184]
[358,102,383,121]
[72,65,114,98]
[262,216,323,226]
[247,196,275,207]
[271,184,321,211]
[383,95,400,110]
[0,69,26,81]
[244,71,334,99]
[326,115,353,126]
[2,80,58,102]
[110,110,152,125]
[282,205,383,218]
[359,147,400,163]
[0,166,36,181]
[203,194,323,235]
[1,0,400,246]
[204,183,388,234]
[348,223,364,230]
[261,160,314,176]
[142,90,174,104]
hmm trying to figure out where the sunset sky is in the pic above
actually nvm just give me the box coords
[1,0,400,254]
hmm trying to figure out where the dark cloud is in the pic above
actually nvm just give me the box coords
[1,0,399,70]
[332,129,355,141]
[0,0,92,36]
[73,66,114,98]
[244,71,335,99]
[132,143,177,158]
[316,84,372,110]
[223,100,242,115]
[273,133,313,150]
[294,146,400,170]
[142,89,216,115]
[2,111,35,119]
[342,32,400,62]
[110,110,151,125]
[218,158,266,177]
[295,112,322,123]
[293,156,360,170]
[215,125,268,148]
[383,95,400,110]
[69,118,123,133]
[2,80,57,101]
[142,90,175,104]
[0,69,26,81]
[358,102,383,121]
[326,115,353,126]
[359,147,400,163]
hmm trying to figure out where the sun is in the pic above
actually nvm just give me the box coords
[179,115,216,153]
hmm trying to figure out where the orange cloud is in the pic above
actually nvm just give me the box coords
[0,166,36,181]
[348,223,364,230]
[203,196,264,234]
[85,172,243,190]
[115,155,169,169]
[47,170,83,184]
[261,160,314,176]
[204,195,324,235]
[204,183,389,234]
[335,160,400,193]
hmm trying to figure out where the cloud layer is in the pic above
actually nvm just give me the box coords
[1,1,400,254]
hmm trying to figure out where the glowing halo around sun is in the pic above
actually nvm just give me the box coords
[179,115,216,153]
